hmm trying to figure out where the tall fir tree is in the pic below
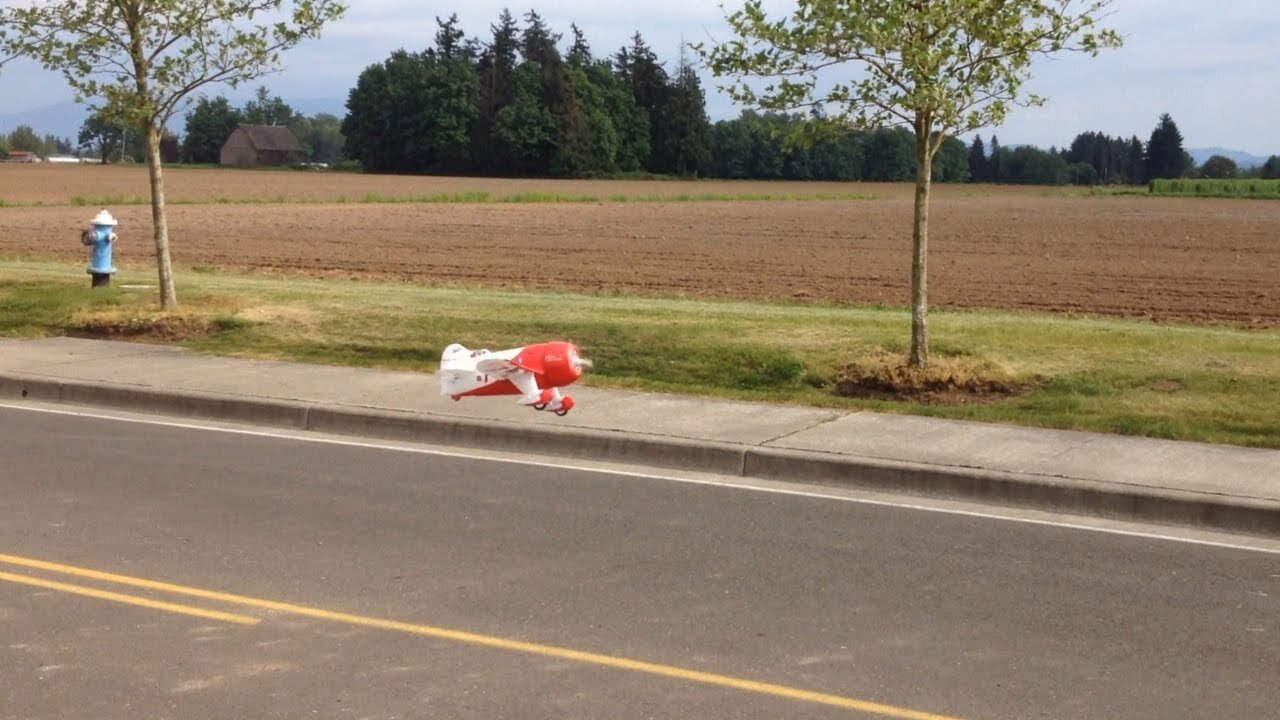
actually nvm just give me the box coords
[664,50,713,176]
[967,135,987,182]
[988,135,1002,182]
[616,33,671,173]
[473,9,521,174]
[1144,113,1192,181]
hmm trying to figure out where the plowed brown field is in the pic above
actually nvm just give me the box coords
[3,165,1278,327]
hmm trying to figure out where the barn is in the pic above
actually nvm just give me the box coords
[219,125,303,167]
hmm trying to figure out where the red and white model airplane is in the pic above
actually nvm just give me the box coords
[440,341,591,416]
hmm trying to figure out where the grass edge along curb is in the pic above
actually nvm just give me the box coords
[2,260,1278,450]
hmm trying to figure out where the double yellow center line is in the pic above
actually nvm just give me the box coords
[0,551,969,720]
[0,568,260,625]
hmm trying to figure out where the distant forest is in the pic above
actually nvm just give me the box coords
[5,10,1278,184]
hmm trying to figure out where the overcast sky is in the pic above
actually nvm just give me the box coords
[1,0,1276,154]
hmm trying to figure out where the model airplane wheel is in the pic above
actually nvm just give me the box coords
[533,403,549,411]
[554,408,570,417]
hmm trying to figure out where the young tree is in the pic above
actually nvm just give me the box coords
[0,1,346,310]
[699,0,1121,367]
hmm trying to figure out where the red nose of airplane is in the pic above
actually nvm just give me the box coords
[515,341,590,388]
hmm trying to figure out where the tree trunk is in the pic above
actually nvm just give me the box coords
[910,124,932,368]
[145,124,178,310]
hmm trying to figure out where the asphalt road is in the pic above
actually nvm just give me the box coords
[1,404,1277,720]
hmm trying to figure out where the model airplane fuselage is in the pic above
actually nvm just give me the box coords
[440,341,590,415]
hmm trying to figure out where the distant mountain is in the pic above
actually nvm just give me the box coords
[0,102,89,143]
[0,97,348,144]
[1188,147,1272,169]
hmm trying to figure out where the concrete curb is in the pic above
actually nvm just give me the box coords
[3,373,1277,538]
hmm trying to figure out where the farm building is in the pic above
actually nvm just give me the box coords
[6,151,40,163]
[219,125,303,167]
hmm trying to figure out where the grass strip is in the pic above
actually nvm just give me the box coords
[2,259,1277,449]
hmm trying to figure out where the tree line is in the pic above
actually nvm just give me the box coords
[966,114,1280,185]
[6,11,1278,184]
[338,12,712,177]
[0,125,76,158]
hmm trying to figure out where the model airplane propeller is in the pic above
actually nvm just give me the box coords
[440,341,592,416]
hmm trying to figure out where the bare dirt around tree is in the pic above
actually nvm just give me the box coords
[3,165,1278,327]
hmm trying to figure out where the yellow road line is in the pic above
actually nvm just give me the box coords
[0,569,260,626]
[0,552,965,720]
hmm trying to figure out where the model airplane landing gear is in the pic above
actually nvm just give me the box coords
[553,395,574,416]
[531,388,555,411]
[532,388,574,415]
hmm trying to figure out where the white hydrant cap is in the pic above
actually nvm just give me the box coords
[91,209,118,227]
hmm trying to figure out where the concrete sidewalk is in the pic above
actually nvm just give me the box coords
[2,336,1277,536]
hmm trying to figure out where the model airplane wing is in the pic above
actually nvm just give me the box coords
[475,357,519,374]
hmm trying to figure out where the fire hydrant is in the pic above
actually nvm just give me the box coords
[81,208,118,288]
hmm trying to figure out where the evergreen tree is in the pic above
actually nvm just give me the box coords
[567,23,591,65]
[989,135,1002,182]
[1124,137,1145,184]
[967,135,987,182]
[616,33,671,173]
[519,10,561,67]
[663,52,713,176]
[181,96,241,163]
[1144,113,1192,181]
[432,13,466,60]
[473,9,520,173]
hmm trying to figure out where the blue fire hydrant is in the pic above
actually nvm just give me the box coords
[81,208,118,287]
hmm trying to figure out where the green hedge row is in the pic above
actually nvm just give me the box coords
[1149,179,1280,198]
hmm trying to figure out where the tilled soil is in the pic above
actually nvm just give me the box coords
[4,189,1278,328]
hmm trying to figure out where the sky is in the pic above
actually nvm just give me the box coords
[1,0,1277,155]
